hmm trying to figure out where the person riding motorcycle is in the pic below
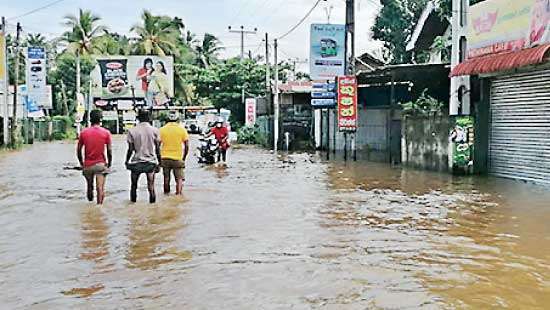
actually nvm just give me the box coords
[206,117,230,163]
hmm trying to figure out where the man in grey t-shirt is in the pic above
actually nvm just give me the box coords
[125,109,161,203]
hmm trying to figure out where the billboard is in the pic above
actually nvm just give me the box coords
[310,24,346,80]
[92,56,174,104]
[26,47,49,108]
[337,76,358,132]
[245,98,256,127]
[468,0,550,58]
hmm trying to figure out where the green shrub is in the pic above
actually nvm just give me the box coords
[237,125,268,145]
[401,89,444,116]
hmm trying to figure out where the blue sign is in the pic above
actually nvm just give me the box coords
[311,99,336,109]
[27,47,45,60]
[311,91,336,99]
[312,82,336,91]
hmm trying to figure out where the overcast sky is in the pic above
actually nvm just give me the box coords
[1,0,384,71]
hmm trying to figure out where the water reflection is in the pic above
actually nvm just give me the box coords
[126,203,191,270]
[324,160,550,308]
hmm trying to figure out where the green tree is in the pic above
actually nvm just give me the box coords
[61,9,106,110]
[131,10,181,56]
[95,32,132,55]
[48,53,95,116]
[372,0,428,64]
[26,33,47,47]
[194,33,223,68]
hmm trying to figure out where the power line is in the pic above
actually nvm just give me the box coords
[7,0,67,21]
[277,0,323,40]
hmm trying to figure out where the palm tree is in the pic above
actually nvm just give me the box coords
[95,31,132,55]
[131,10,181,56]
[26,33,47,47]
[194,33,223,68]
[61,9,105,117]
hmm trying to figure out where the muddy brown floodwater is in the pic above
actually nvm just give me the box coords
[0,136,549,309]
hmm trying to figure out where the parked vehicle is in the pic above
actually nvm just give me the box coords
[197,136,219,164]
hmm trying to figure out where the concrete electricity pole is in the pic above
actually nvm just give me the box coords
[273,39,279,152]
[345,0,355,75]
[228,25,257,107]
[1,17,9,146]
[11,22,22,147]
[265,33,271,108]
[345,0,357,161]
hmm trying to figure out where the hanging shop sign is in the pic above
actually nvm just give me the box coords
[468,0,550,58]
[450,116,475,168]
[245,98,256,127]
[310,24,346,80]
[337,76,358,132]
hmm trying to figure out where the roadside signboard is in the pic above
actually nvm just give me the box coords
[468,0,550,58]
[26,47,49,108]
[310,24,346,80]
[337,76,358,132]
[245,98,256,126]
[311,81,337,109]
[91,56,174,102]
[451,116,475,168]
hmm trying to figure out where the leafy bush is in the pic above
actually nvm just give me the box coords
[401,89,444,116]
[51,115,76,140]
[237,125,267,145]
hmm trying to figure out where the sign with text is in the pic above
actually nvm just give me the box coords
[337,76,358,132]
[311,81,337,109]
[245,98,256,126]
[310,24,346,80]
[26,47,49,108]
[468,0,550,58]
[92,56,174,102]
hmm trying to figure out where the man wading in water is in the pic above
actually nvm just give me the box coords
[77,110,113,205]
[125,109,161,203]
[159,111,189,195]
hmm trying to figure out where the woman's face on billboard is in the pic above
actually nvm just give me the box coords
[155,62,163,71]
[145,61,153,70]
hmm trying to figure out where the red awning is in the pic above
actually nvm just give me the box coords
[450,44,550,77]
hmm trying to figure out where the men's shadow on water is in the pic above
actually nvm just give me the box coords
[124,201,192,270]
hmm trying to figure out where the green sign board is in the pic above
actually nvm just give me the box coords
[451,116,475,168]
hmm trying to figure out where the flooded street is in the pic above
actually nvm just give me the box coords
[1,137,549,309]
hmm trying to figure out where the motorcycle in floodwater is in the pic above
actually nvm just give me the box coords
[197,136,219,164]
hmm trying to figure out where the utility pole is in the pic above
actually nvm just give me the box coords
[265,33,271,110]
[345,0,357,161]
[228,25,257,61]
[1,17,9,146]
[11,22,21,147]
[345,0,355,75]
[228,25,258,109]
[273,39,279,153]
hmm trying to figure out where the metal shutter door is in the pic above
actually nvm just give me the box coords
[489,69,550,184]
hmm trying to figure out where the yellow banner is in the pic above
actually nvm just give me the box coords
[0,34,5,80]
[468,0,550,58]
